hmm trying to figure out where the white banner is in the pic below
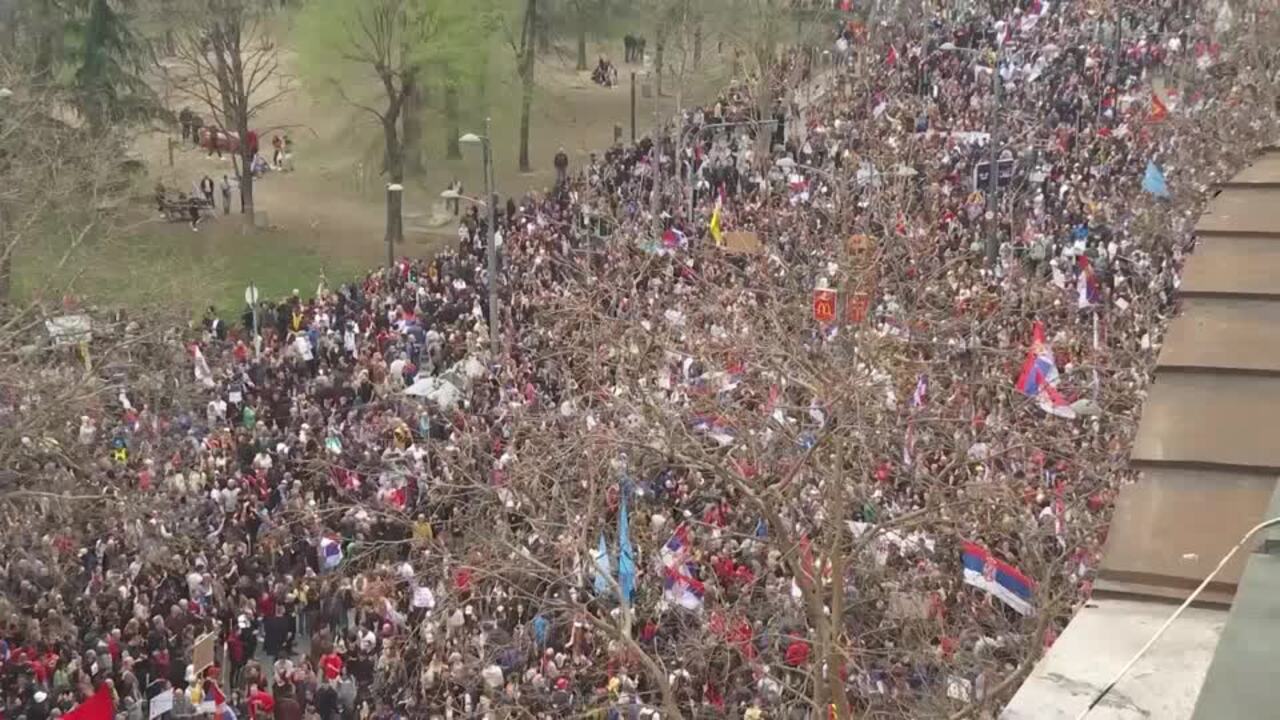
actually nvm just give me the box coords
[149,689,174,719]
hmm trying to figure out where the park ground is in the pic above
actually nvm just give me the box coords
[16,31,732,316]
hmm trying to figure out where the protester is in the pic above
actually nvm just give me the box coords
[221,176,233,215]
[200,175,216,209]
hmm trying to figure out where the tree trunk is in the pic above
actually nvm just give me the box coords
[537,10,551,54]
[576,25,588,71]
[693,24,702,66]
[655,39,664,96]
[444,82,462,160]
[518,0,537,172]
[239,144,255,230]
[383,117,405,250]
[402,72,426,177]
[33,0,61,82]
[0,0,16,58]
[0,203,10,304]
[754,52,774,164]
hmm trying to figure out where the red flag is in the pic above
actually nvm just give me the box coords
[886,45,898,67]
[1150,91,1169,122]
[65,684,113,720]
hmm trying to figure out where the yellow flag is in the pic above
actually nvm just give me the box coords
[709,202,724,246]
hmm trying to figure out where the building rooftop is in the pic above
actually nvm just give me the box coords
[1006,147,1280,719]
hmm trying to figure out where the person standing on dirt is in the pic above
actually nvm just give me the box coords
[447,178,462,215]
[554,147,569,186]
[207,127,223,159]
[271,134,283,168]
[221,175,233,215]
[178,107,192,142]
[200,175,216,208]
[190,114,204,148]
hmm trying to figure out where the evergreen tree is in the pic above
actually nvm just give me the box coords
[71,0,161,131]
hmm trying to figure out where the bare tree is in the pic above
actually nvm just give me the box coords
[0,62,129,303]
[516,0,538,172]
[297,0,462,255]
[171,0,289,229]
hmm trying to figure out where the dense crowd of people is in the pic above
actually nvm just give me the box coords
[2,1,1277,719]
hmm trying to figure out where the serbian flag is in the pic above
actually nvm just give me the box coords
[1150,91,1169,123]
[1015,322,1075,419]
[1076,255,1101,309]
[659,524,692,569]
[663,563,705,610]
[319,535,344,571]
[197,678,228,716]
[961,542,1034,615]
[65,684,113,720]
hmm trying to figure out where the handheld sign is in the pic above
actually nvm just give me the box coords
[813,289,838,324]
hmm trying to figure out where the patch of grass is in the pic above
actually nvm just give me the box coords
[14,222,363,318]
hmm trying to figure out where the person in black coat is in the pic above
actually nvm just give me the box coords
[315,681,340,720]
[262,605,294,660]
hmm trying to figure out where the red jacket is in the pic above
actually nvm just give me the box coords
[248,689,275,719]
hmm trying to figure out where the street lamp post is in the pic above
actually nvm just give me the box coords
[386,183,403,269]
[986,47,1002,267]
[459,118,501,361]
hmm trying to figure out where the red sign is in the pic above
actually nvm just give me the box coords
[847,292,870,325]
[813,289,838,324]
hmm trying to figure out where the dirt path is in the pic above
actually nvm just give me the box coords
[134,39,732,268]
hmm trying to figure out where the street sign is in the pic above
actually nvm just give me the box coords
[813,289,838,324]
[973,158,1016,190]
[244,284,259,305]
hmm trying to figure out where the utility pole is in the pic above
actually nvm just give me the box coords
[986,46,1002,267]
[630,71,637,143]
[482,117,500,360]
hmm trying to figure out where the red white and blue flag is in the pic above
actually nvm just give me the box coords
[961,541,1034,616]
[1076,255,1102,309]
[659,524,692,568]
[1015,322,1075,419]
[663,564,706,610]
[319,535,344,571]
[657,525,703,610]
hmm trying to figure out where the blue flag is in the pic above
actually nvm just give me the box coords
[532,615,549,647]
[618,491,636,604]
[1143,160,1170,198]
[593,532,612,595]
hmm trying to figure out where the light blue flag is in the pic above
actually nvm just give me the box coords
[1143,160,1170,198]
[618,491,636,604]
[593,532,612,595]
[532,615,549,647]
